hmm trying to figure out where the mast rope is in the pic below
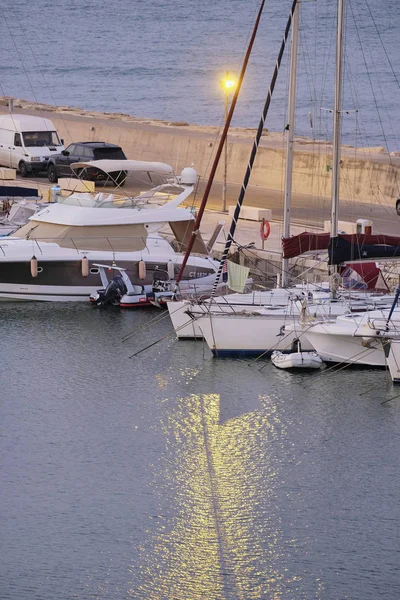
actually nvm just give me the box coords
[174,0,267,287]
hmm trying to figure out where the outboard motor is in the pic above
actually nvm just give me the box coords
[290,337,301,353]
[91,276,128,307]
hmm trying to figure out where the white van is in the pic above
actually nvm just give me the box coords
[0,114,64,177]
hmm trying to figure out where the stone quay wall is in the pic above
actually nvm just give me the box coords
[1,98,399,206]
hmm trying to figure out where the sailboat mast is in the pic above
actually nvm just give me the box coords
[281,1,299,288]
[330,0,345,240]
[209,0,299,298]
[174,0,266,287]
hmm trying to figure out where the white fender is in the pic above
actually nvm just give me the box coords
[81,256,89,277]
[167,260,175,280]
[30,256,38,278]
[138,260,146,280]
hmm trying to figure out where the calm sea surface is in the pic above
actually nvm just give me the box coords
[1,302,400,599]
[0,0,399,150]
[1,1,400,597]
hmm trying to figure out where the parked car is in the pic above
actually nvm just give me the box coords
[397,197,400,216]
[47,141,127,185]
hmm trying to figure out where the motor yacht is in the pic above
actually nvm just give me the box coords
[0,160,220,301]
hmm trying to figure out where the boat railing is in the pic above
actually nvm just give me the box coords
[107,191,179,210]
[367,317,400,335]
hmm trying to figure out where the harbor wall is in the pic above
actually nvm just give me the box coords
[1,100,399,206]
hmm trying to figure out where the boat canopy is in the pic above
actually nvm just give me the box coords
[27,201,194,226]
[70,159,174,175]
[329,235,400,265]
[12,221,148,251]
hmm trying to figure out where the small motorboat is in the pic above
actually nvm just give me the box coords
[271,338,324,370]
[89,263,175,308]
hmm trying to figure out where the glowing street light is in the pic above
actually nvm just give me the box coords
[220,72,237,212]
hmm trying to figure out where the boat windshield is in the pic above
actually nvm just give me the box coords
[22,131,61,147]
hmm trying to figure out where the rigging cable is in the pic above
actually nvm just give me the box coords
[208,0,300,298]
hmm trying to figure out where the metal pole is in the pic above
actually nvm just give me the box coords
[331,0,345,241]
[282,0,299,287]
[222,84,229,213]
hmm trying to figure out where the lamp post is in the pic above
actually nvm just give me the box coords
[220,72,236,212]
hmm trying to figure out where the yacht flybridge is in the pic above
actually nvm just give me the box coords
[0,161,220,301]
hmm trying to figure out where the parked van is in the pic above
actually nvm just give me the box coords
[0,114,64,177]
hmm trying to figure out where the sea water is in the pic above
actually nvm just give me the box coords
[0,0,399,151]
[1,302,400,599]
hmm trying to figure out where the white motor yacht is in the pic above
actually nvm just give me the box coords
[0,160,220,301]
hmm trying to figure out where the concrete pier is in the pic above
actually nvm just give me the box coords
[1,97,399,289]
[1,97,399,209]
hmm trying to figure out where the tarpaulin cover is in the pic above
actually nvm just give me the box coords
[328,235,400,265]
[339,262,389,291]
[282,232,400,261]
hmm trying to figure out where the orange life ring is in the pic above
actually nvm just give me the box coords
[260,219,271,241]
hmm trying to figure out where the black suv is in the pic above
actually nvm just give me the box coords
[47,142,127,185]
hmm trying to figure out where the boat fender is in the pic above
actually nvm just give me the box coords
[81,256,89,277]
[30,255,38,278]
[260,219,271,241]
[138,260,146,280]
[167,260,175,280]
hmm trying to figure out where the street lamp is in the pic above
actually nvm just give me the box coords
[220,72,237,212]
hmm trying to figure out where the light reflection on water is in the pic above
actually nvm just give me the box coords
[1,304,400,599]
[136,392,296,599]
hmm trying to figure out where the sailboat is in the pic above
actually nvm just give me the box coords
[295,287,400,368]
[168,0,397,356]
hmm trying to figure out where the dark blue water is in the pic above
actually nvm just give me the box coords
[0,0,399,151]
[1,302,400,599]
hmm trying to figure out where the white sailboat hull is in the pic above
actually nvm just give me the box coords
[386,340,400,383]
[195,312,314,356]
[173,295,398,357]
[301,309,400,367]
[304,328,386,366]
[167,290,296,339]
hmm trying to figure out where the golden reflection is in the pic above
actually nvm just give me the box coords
[155,373,169,389]
[132,392,320,599]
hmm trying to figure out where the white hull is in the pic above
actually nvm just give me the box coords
[172,294,398,357]
[167,290,294,339]
[168,300,204,338]
[0,273,218,303]
[304,329,386,366]
[301,309,400,367]
[0,283,94,302]
[195,312,314,356]
[386,340,400,383]
[0,238,218,303]
[271,350,323,369]
[168,288,397,341]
